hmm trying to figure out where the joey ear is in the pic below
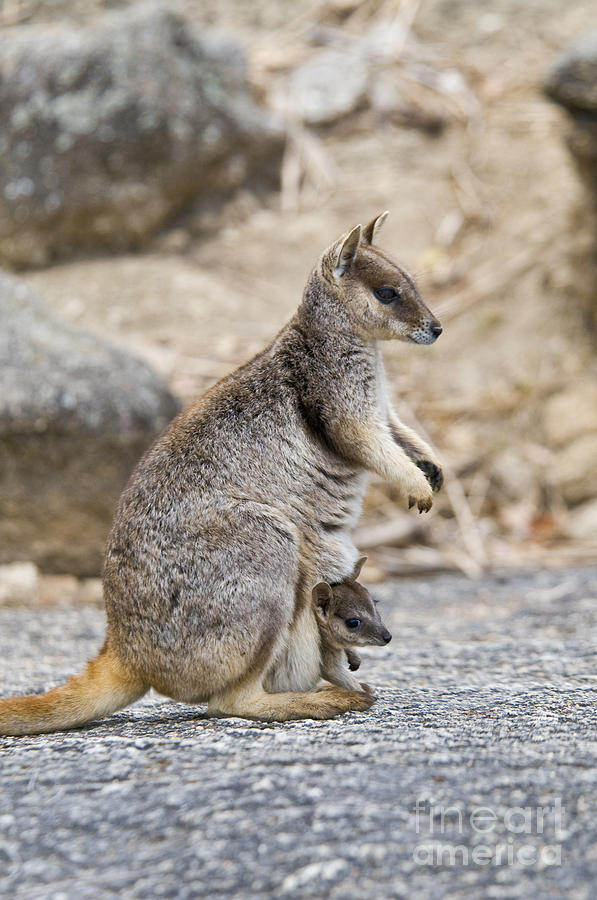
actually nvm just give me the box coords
[322,224,362,281]
[350,556,368,581]
[362,210,389,245]
[312,582,334,618]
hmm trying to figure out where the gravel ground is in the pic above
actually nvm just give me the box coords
[1,566,596,899]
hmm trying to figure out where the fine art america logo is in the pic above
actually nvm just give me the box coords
[412,799,565,867]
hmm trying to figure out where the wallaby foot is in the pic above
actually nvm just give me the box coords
[316,681,376,700]
[208,682,374,722]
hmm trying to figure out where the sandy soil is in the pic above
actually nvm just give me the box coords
[12,0,597,575]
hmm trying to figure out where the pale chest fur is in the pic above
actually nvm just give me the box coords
[263,605,322,692]
[374,342,391,420]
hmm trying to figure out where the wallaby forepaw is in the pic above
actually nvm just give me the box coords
[409,493,433,513]
[346,649,361,672]
[416,459,444,492]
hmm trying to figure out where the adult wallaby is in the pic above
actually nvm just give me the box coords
[0,212,443,734]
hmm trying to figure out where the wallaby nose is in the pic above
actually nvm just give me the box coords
[431,324,443,338]
[382,630,392,644]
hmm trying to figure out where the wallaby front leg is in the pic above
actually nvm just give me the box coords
[320,648,363,692]
[346,649,361,671]
[388,410,443,493]
[338,419,434,512]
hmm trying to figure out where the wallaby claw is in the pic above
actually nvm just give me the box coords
[409,492,432,513]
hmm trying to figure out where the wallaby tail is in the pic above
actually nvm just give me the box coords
[0,643,148,736]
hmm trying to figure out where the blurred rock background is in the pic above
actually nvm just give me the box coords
[1,0,597,601]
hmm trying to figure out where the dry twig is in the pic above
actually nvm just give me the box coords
[395,400,489,576]
[280,121,337,212]
[435,235,552,322]
[353,515,425,550]
[373,545,459,576]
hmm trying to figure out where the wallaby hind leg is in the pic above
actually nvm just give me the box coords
[208,678,374,722]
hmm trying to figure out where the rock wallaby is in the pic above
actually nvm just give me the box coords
[311,557,392,694]
[0,212,443,735]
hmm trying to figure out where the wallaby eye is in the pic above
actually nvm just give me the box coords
[345,617,361,629]
[374,287,398,304]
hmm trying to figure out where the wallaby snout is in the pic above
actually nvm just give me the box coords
[411,317,443,346]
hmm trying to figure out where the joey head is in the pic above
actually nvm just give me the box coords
[313,556,392,695]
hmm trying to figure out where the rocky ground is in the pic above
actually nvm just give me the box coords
[1,565,596,898]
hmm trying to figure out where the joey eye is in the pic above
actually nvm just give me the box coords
[374,287,399,304]
[345,618,361,629]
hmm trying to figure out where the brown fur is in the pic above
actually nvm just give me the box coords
[0,642,146,736]
[0,213,442,733]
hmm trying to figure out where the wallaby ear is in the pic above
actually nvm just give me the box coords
[322,224,362,281]
[350,556,368,581]
[312,582,334,619]
[362,211,389,245]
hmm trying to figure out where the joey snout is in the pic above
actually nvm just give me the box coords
[371,628,392,646]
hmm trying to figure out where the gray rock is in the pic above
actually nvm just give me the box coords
[0,562,38,605]
[545,35,597,329]
[276,48,369,125]
[0,4,284,268]
[545,33,597,111]
[545,33,597,204]
[0,271,179,575]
